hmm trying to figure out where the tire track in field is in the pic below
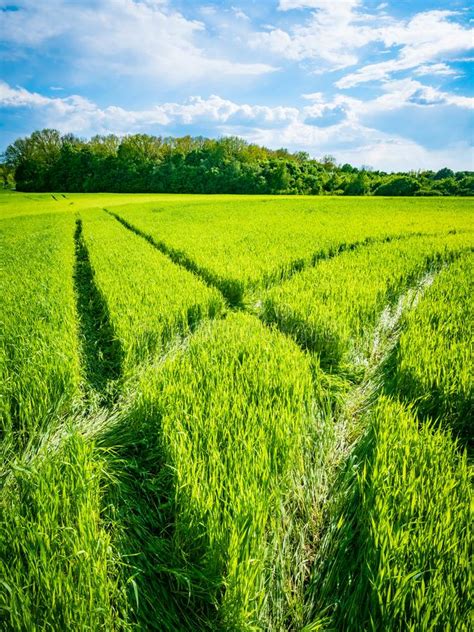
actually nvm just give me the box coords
[102,207,469,392]
[262,229,473,296]
[2,222,126,483]
[308,255,466,521]
[300,257,472,626]
[4,225,464,615]
[104,208,244,307]
[334,265,440,454]
[105,206,469,311]
[29,240,463,458]
[297,264,448,612]
[73,218,123,403]
[260,231,429,292]
[11,253,447,471]
[257,229,471,301]
[2,259,457,632]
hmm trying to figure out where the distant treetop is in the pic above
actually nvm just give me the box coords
[2,129,473,196]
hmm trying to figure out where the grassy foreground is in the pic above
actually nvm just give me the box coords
[1,191,472,630]
[306,397,472,631]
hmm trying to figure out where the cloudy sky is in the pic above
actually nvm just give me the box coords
[1,0,473,170]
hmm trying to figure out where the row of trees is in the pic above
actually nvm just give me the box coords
[3,129,473,196]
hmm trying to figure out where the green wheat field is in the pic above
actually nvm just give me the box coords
[1,190,472,631]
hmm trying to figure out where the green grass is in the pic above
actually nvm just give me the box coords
[111,196,473,303]
[0,189,188,219]
[1,190,472,631]
[0,428,131,631]
[306,396,472,632]
[0,212,81,448]
[79,208,224,378]
[387,251,473,446]
[99,313,327,631]
[262,233,471,372]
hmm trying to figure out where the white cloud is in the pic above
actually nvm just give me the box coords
[334,138,473,172]
[0,82,298,134]
[246,119,473,172]
[3,77,472,130]
[0,0,275,83]
[1,81,472,171]
[0,82,52,108]
[278,0,360,13]
[322,78,474,118]
[414,63,460,77]
[161,95,299,127]
[371,79,474,110]
[337,11,473,87]
[251,0,372,69]
[251,6,473,82]
[299,79,474,123]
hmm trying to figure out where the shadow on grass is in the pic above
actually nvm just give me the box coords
[98,419,222,632]
[381,340,473,453]
[73,219,123,401]
[305,397,471,630]
[104,209,243,308]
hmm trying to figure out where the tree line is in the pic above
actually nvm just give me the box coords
[2,128,473,196]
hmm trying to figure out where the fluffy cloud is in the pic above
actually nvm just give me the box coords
[0,83,298,134]
[0,0,275,82]
[371,79,474,110]
[413,63,460,77]
[300,79,474,129]
[252,0,370,69]
[246,119,472,172]
[251,6,473,81]
[163,96,299,126]
[1,80,472,171]
[0,82,53,108]
[337,11,474,87]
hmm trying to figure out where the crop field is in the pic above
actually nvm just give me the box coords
[110,196,473,304]
[0,191,472,631]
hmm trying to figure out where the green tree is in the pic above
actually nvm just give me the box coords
[374,176,421,196]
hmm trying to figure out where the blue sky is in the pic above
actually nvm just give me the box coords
[1,0,473,170]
